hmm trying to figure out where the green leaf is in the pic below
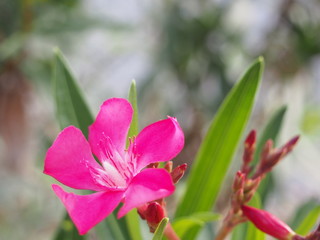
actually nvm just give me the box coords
[103,213,127,240]
[295,206,320,235]
[231,223,247,240]
[52,48,128,240]
[246,194,266,240]
[53,47,93,136]
[173,218,203,239]
[290,199,319,229]
[152,218,169,240]
[190,212,221,222]
[173,212,220,238]
[175,58,264,239]
[53,216,86,240]
[127,79,139,139]
[125,80,142,240]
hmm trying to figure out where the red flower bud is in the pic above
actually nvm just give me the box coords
[145,202,165,225]
[245,130,256,148]
[242,130,257,174]
[242,205,295,240]
[171,163,187,184]
[281,135,299,154]
[233,171,246,192]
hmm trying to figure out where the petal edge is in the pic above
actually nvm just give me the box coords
[53,185,124,235]
[135,117,184,171]
[89,98,133,161]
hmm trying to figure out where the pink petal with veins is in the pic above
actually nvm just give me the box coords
[89,98,133,161]
[44,126,105,191]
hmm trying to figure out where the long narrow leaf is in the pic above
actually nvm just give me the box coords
[127,79,139,139]
[175,58,263,214]
[175,58,264,239]
[53,48,93,136]
[125,80,143,240]
[52,48,128,240]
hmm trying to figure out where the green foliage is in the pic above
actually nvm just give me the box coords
[152,218,169,240]
[231,223,247,240]
[127,80,139,140]
[174,58,264,239]
[290,199,320,230]
[173,212,220,239]
[295,206,320,236]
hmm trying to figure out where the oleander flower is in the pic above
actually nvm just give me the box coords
[44,98,184,235]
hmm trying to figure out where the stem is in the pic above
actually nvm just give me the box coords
[215,223,233,240]
[164,223,180,240]
[214,211,246,240]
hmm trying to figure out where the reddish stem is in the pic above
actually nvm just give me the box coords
[164,223,180,240]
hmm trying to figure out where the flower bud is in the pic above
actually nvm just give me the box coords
[164,161,173,172]
[144,202,166,232]
[147,162,160,168]
[137,203,148,220]
[242,205,295,240]
[242,130,256,174]
[246,130,256,147]
[232,188,244,212]
[171,163,187,184]
[280,135,299,155]
[233,171,246,192]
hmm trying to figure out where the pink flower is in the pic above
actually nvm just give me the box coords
[242,205,295,240]
[44,98,184,235]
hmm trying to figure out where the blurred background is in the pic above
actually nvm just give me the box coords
[1,0,320,239]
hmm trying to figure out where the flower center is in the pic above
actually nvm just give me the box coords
[90,134,138,190]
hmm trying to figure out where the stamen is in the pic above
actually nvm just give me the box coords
[95,134,139,188]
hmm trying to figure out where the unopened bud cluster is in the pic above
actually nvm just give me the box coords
[237,132,320,240]
[217,130,301,239]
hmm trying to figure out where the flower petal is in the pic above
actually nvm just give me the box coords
[44,126,104,191]
[117,168,175,218]
[89,98,133,160]
[52,184,124,235]
[135,117,184,171]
